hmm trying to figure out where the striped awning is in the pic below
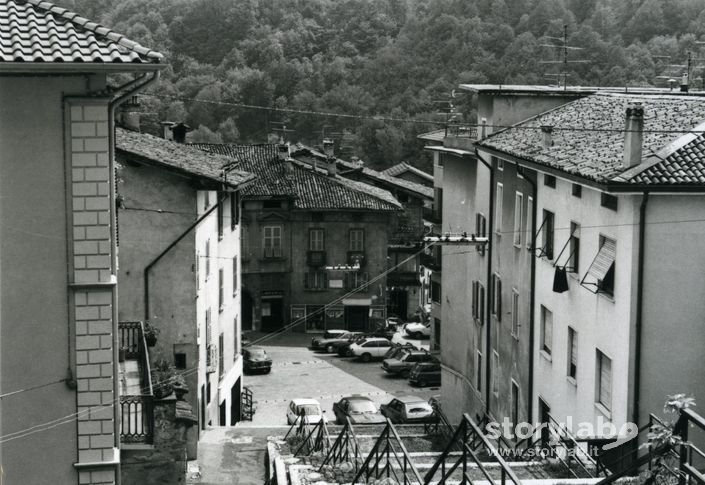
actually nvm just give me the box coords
[586,239,616,280]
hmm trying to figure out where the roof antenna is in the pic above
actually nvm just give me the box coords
[539,24,590,90]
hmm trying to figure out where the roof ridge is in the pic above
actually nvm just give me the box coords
[15,0,163,62]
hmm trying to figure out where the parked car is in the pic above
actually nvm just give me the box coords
[311,331,363,353]
[349,337,393,362]
[382,350,437,378]
[383,342,418,360]
[243,347,272,374]
[337,334,370,357]
[286,398,326,425]
[403,322,431,339]
[310,329,346,350]
[380,395,435,424]
[408,361,442,387]
[332,395,386,425]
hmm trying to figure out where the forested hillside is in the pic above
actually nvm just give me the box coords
[59,0,705,169]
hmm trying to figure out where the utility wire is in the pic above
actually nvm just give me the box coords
[142,92,705,135]
[0,378,68,399]
[0,243,433,443]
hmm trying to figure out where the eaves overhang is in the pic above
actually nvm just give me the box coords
[0,62,165,74]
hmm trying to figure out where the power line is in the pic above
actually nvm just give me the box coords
[142,92,705,135]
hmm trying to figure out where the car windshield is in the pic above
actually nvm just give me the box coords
[407,405,431,413]
[297,405,321,415]
[349,401,378,414]
[340,332,354,339]
[249,349,267,358]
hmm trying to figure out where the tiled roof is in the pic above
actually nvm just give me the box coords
[629,133,705,185]
[479,93,705,185]
[381,162,433,182]
[293,146,434,200]
[192,144,402,211]
[115,128,254,188]
[0,0,162,64]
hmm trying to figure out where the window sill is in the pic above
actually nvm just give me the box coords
[513,243,523,250]
[540,350,552,363]
[511,332,519,341]
[566,376,577,387]
[595,402,612,420]
[597,292,615,303]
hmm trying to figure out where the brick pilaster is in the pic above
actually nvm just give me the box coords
[66,100,118,485]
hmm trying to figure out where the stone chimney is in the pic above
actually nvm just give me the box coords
[623,102,644,169]
[541,125,554,149]
[323,138,335,158]
[171,123,191,144]
[277,143,293,172]
[118,96,141,132]
[160,121,176,140]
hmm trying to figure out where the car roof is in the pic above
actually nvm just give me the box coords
[343,395,374,402]
[291,398,321,406]
[246,346,266,352]
[393,395,428,404]
[359,337,389,342]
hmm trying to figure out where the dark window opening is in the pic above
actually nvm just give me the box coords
[572,184,582,198]
[601,193,618,211]
[174,353,186,370]
[431,281,441,303]
[544,175,556,188]
[263,200,282,209]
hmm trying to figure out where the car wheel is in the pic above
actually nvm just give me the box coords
[417,379,427,387]
[361,353,372,363]
[346,349,353,357]
[401,369,411,379]
[326,344,335,353]
[265,368,271,374]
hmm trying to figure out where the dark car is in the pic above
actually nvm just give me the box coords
[332,396,386,425]
[243,347,272,374]
[382,350,437,378]
[381,396,434,423]
[311,331,363,353]
[408,361,442,387]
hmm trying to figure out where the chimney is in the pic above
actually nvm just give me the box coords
[171,122,191,144]
[322,138,335,158]
[623,102,644,169]
[541,125,554,149]
[480,117,487,139]
[277,143,293,172]
[118,96,141,132]
[681,72,689,93]
[160,121,176,140]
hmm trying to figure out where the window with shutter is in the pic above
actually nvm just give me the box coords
[495,183,503,235]
[526,197,534,249]
[511,290,519,338]
[596,349,612,410]
[567,327,577,379]
[541,305,552,355]
[513,192,523,247]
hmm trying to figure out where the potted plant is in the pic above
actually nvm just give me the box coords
[143,321,159,347]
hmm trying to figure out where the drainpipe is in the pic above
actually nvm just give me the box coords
[633,191,649,428]
[474,152,494,413]
[108,69,160,483]
[144,197,222,321]
[521,169,538,425]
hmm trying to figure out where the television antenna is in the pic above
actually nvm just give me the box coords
[539,24,590,90]
[269,121,295,143]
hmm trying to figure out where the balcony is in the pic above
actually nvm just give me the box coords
[306,250,327,267]
[118,321,154,446]
[444,123,478,152]
[347,251,365,267]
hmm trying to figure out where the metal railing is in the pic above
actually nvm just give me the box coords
[423,413,523,485]
[241,386,254,421]
[352,418,425,485]
[445,124,478,140]
[284,411,332,457]
[320,418,364,473]
[118,321,154,444]
[425,400,459,452]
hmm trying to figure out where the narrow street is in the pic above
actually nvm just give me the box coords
[192,331,441,483]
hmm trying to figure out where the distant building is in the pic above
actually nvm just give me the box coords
[194,144,402,333]
[292,146,434,320]
[0,1,162,484]
[115,128,253,455]
[381,161,434,188]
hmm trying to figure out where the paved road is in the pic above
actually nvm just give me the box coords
[239,332,440,427]
[191,331,441,483]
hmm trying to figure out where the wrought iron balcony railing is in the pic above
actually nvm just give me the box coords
[118,321,154,445]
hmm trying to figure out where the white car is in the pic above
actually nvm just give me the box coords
[404,322,431,339]
[349,337,393,362]
[286,398,327,425]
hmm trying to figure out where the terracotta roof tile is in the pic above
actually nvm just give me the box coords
[479,93,705,186]
[116,128,253,187]
[381,162,433,182]
[0,0,162,64]
[193,144,402,211]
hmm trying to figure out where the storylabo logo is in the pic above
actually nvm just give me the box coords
[485,417,639,452]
